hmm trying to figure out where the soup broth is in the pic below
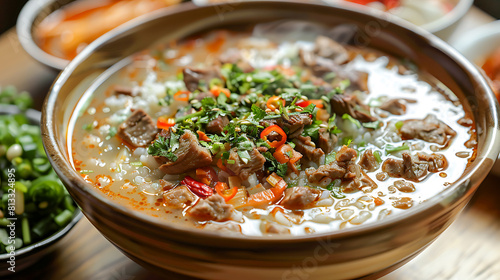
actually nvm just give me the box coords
[69,24,476,236]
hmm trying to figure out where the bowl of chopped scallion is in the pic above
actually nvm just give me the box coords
[0,98,81,274]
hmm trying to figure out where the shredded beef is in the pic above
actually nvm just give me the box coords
[400,114,456,145]
[155,130,212,174]
[117,109,158,147]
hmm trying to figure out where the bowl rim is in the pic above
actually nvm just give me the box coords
[318,0,473,33]
[17,0,70,70]
[43,0,500,243]
[0,104,83,260]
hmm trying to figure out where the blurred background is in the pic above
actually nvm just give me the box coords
[0,0,499,35]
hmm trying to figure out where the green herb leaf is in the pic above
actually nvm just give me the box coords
[342,113,361,129]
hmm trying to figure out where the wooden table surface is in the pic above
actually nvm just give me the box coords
[1,6,500,280]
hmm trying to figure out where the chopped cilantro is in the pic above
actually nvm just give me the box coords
[147,136,178,162]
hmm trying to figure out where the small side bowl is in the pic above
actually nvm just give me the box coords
[451,20,500,176]
[17,0,186,71]
[17,0,74,71]
[320,0,473,39]
[0,104,82,276]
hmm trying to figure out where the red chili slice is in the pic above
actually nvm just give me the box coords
[181,176,213,198]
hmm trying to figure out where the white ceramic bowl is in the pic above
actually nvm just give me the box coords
[451,20,500,176]
[321,0,473,39]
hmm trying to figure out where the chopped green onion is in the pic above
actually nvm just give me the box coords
[130,162,143,167]
[385,143,410,153]
[395,121,404,130]
[54,210,73,227]
[342,114,361,129]
[373,150,382,163]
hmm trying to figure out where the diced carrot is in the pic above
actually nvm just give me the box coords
[173,90,190,101]
[210,86,231,98]
[196,130,211,142]
[266,96,285,111]
[273,144,302,164]
[373,196,384,206]
[246,189,277,207]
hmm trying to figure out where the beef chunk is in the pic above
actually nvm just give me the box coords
[379,99,406,115]
[416,152,448,172]
[330,94,376,123]
[280,187,321,210]
[293,136,324,164]
[299,36,348,77]
[359,149,379,172]
[155,130,212,174]
[163,186,197,209]
[318,127,338,154]
[187,194,234,221]
[113,85,138,97]
[336,145,358,162]
[280,114,313,139]
[206,115,229,135]
[305,145,357,183]
[183,67,221,92]
[400,114,456,145]
[382,152,428,181]
[314,36,350,64]
[226,148,266,180]
[306,162,346,183]
[117,109,158,147]
[260,113,312,139]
